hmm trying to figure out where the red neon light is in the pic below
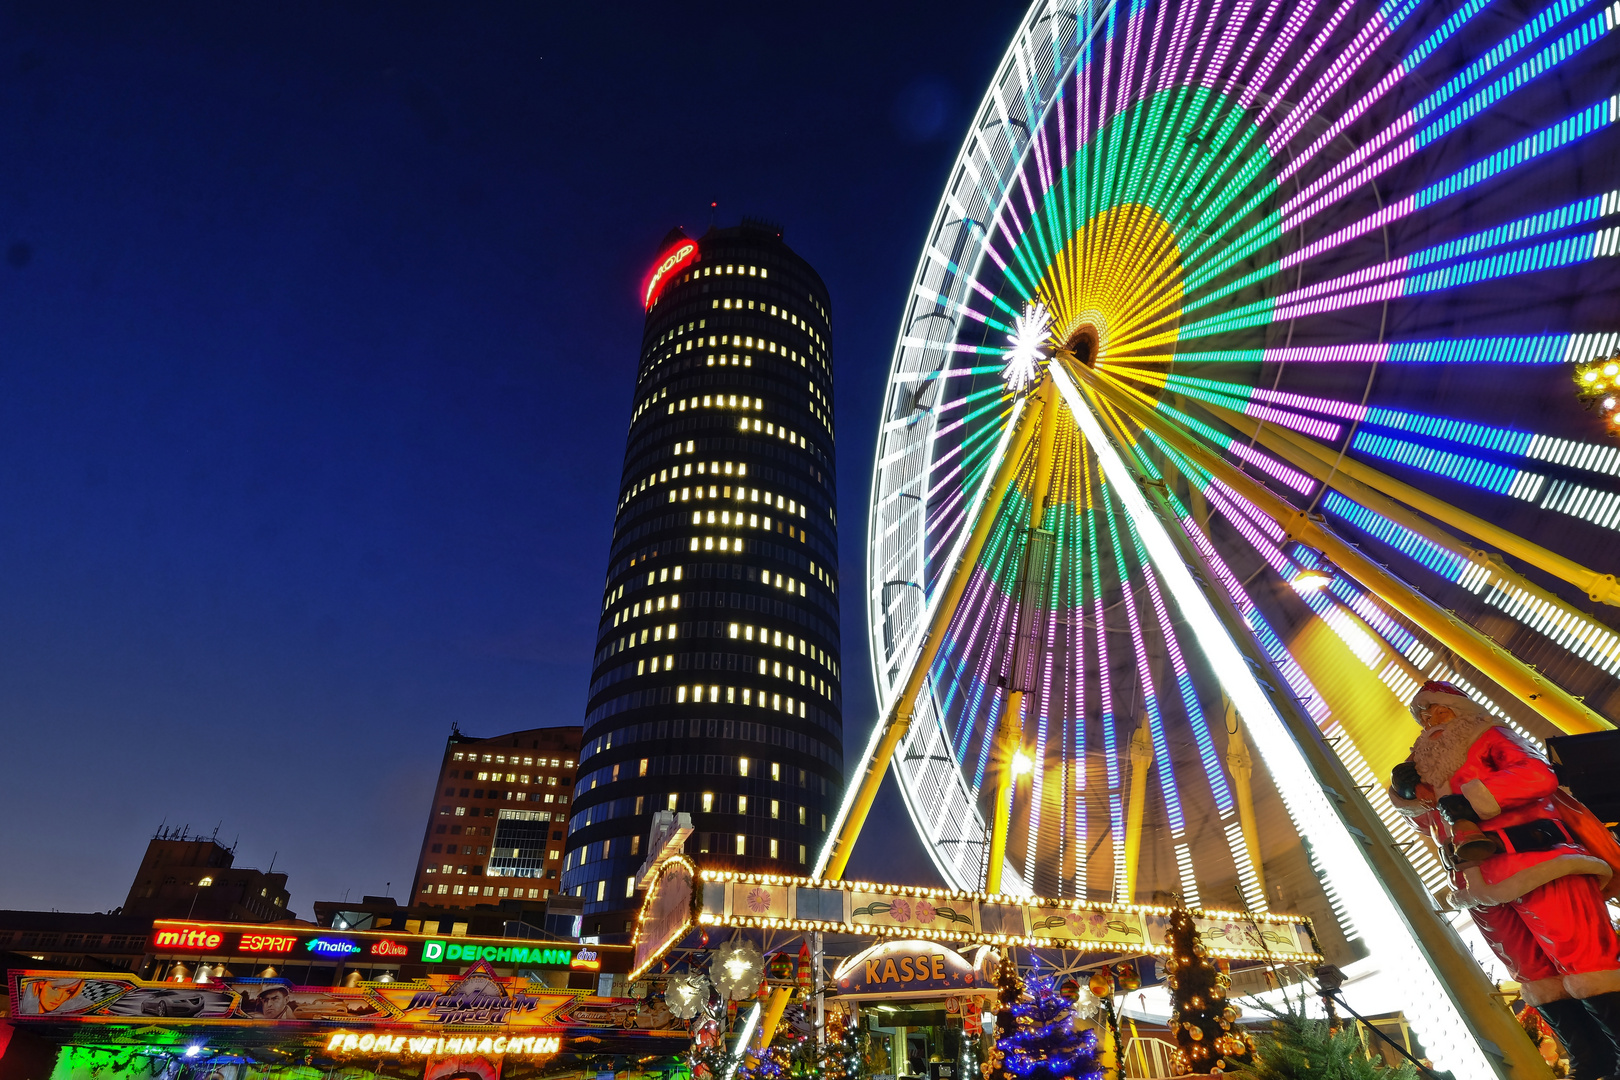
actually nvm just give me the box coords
[239,932,298,954]
[370,939,408,958]
[151,925,224,951]
[643,240,698,309]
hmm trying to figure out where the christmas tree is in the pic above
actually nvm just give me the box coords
[690,1039,794,1080]
[1232,993,1419,1080]
[815,1011,870,1080]
[1164,899,1254,1074]
[982,947,1025,1080]
[990,963,1102,1080]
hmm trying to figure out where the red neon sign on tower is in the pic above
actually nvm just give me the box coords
[643,239,698,309]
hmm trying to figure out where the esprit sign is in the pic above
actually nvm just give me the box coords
[238,932,297,954]
[643,240,698,309]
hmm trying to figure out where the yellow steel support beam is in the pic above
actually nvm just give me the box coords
[1058,361,1551,1080]
[1192,397,1620,649]
[1087,371,1612,735]
[1119,716,1154,903]
[1197,397,1620,609]
[986,389,1063,894]
[754,986,794,1052]
[815,388,1044,881]
[1222,699,1267,907]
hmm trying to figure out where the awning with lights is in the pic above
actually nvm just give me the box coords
[629,857,1319,981]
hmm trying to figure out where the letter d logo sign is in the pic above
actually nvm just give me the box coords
[421,940,446,962]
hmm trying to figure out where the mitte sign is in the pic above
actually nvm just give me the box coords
[643,239,698,309]
[150,925,224,951]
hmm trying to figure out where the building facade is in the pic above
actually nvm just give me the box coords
[562,221,843,937]
[409,725,581,909]
[122,832,292,922]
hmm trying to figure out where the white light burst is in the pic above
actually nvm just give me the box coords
[1002,302,1051,393]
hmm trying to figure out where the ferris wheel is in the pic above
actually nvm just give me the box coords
[825,0,1620,1075]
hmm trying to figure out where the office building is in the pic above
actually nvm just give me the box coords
[562,220,843,937]
[122,830,293,922]
[410,724,581,909]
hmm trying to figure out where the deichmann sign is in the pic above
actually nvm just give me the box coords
[144,921,625,972]
[642,240,698,309]
[420,940,579,967]
[325,1032,562,1059]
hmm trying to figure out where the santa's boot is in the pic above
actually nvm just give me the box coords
[1538,999,1613,1080]
[1437,794,1501,862]
[1579,990,1620,1078]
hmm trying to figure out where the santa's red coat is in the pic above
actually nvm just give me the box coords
[1389,714,1620,1003]
[1390,714,1612,908]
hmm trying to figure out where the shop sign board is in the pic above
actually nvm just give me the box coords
[832,940,980,1000]
[7,963,685,1038]
[146,920,595,970]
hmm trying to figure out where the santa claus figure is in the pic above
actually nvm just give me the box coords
[1389,681,1620,1080]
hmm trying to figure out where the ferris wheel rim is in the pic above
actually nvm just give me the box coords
[861,0,1618,1072]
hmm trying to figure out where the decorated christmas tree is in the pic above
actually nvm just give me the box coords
[1232,993,1418,1080]
[987,961,1102,1080]
[690,1038,794,1080]
[983,947,1026,1080]
[1164,899,1254,1074]
[815,1011,870,1080]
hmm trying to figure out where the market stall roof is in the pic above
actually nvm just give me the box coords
[628,857,1319,981]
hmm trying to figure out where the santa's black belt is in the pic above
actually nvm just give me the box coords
[1486,818,1572,854]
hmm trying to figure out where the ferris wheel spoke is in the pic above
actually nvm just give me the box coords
[1085,359,1613,733]
[1169,408,1620,678]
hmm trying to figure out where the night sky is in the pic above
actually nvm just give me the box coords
[0,2,1026,912]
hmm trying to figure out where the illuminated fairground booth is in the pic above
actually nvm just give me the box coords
[1,921,691,1080]
[626,859,1323,1080]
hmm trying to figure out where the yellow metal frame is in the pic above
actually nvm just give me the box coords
[1191,396,1620,640]
[1087,371,1611,734]
[817,391,1044,881]
[986,389,1064,894]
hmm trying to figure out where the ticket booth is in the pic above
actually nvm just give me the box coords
[830,940,992,1080]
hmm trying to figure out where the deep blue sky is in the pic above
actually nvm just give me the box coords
[0,3,1025,912]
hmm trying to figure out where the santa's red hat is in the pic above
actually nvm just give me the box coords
[1408,680,1477,720]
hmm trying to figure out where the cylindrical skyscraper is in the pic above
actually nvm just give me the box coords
[562,220,842,938]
